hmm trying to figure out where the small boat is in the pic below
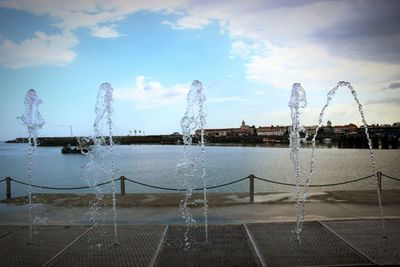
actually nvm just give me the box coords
[61,144,89,154]
[323,138,332,144]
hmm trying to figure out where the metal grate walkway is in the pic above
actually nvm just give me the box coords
[321,219,400,265]
[0,226,88,267]
[0,220,399,266]
[245,221,371,266]
[0,226,21,238]
[155,225,261,267]
[49,225,167,267]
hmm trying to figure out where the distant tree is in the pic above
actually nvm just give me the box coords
[134,130,137,135]
[139,130,142,135]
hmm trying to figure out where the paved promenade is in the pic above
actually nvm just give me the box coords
[0,219,399,266]
[1,190,400,225]
[0,190,399,266]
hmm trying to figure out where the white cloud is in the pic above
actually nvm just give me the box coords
[114,76,188,108]
[90,25,123,38]
[0,0,184,31]
[162,15,210,30]
[160,1,351,42]
[250,108,317,127]
[0,0,185,68]
[160,1,400,88]
[2,0,400,85]
[230,41,251,59]
[0,31,78,68]
[382,81,400,90]
[245,42,400,91]
[248,104,367,127]
[363,103,400,125]
[246,84,400,126]
[312,101,400,126]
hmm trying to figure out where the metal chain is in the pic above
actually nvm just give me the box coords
[254,174,375,187]
[10,177,118,190]
[125,177,249,191]
[381,173,400,182]
[3,172,399,191]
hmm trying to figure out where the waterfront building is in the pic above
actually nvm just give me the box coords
[196,120,256,137]
[256,125,288,136]
[358,124,400,137]
[333,123,358,134]
[190,120,399,147]
[305,126,318,135]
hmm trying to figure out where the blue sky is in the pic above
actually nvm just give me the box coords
[0,0,399,140]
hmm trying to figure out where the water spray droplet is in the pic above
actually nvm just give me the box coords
[82,82,118,245]
[177,80,208,245]
[288,83,307,242]
[305,81,385,236]
[18,89,45,245]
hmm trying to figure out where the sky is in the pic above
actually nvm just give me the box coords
[0,0,399,140]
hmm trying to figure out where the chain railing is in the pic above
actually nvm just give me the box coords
[253,174,376,187]
[1,172,399,202]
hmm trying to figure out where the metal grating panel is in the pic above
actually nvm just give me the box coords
[156,224,261,267]
[322,219,400,265]
[50,225,166,267]
[246,221,370,266]
[391,218,400,226]
[0,226,21,238]
[0,226,88,267]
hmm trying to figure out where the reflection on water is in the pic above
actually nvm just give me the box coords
[0,142,399,198]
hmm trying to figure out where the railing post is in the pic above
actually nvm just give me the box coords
[249,174,254,203]
[120,176,126,196]
[377,171,382,191]
[6,177,11,199]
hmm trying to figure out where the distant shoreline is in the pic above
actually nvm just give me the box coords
[5,134,399,149]
[6,135,278,146]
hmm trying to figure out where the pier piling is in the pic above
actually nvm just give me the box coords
[377,172,382,191]
[6,176,11,199]
[120,176,126,196]
[249,174,255,203]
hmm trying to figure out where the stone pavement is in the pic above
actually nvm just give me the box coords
[1,190,400,225]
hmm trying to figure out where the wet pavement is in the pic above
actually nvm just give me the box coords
[1,190,399,225]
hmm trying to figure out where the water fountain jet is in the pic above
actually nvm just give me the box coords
[83,82,119,246]
[303,81,386,237]
[18,89,45,245]
[177,80,208,246]
[288,83,307,242]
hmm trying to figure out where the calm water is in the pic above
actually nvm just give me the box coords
[0,142,399,198]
